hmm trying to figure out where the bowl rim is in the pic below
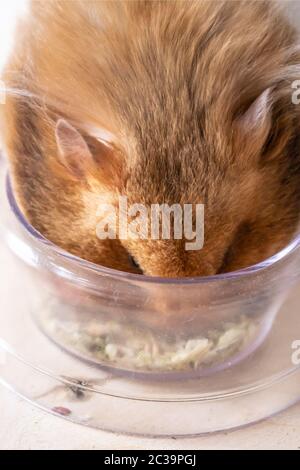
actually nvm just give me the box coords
[6,174,300,285]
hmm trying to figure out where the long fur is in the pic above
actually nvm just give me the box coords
[1,0,300,276]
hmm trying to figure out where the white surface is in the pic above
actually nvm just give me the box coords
[1,0,300,450]
[0,1,28,71]
[1,384,300,450]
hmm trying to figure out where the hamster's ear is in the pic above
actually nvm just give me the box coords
[55,119,95,180]
[55,119,123,188]
[235,88,273,154]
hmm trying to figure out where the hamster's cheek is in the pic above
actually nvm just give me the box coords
[218,229,292,274]
[76,238,142,274]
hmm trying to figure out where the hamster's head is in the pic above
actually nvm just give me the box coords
[54,87,300,278]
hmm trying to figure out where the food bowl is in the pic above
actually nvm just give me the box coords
[4,171,298,378]
[1,156,300,435]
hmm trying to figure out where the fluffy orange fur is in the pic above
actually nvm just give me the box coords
[1,0,300,277]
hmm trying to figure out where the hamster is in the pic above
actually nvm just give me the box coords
[1,0,300,277]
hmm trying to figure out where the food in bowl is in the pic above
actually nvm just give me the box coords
[38,297,258,373]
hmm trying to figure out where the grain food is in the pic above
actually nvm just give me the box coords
[37,298,257,372]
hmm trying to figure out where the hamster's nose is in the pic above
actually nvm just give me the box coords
[154,294,182,315]
[142,261,217,278]
[140,285,194,331]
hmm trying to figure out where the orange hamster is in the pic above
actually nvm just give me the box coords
[1,0,300,277]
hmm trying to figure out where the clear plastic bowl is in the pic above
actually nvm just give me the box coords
[3,161,300,378]
[1,0,300,438]
[1,158,300,435]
